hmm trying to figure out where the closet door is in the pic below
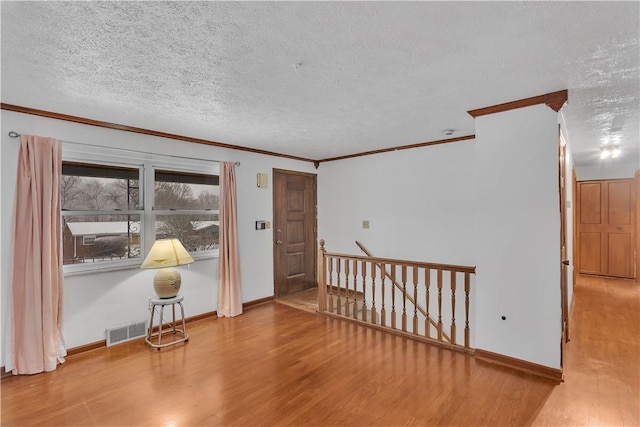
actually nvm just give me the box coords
[577,179,636,279]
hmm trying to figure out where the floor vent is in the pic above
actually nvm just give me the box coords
[106,320,147,347]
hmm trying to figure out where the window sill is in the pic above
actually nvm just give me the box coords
[63,253,218,277]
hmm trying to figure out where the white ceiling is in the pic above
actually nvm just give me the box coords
[1,1,638,167]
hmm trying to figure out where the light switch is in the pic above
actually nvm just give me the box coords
[362,220,370,229]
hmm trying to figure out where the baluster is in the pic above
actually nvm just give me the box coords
[352,259,359,320]
[360,260,367,322]
[336,258,342,315]
[391,264,397,329]
[401,265,407,332]
[317,240,327,312]
[464,272,471,348]
[437,269,443,341]
[370,261,377,324]
[380,263,386,327]
[450,271,457,345]
[425,268,431,338]
[344,259,350,317]
[413,267,419,335]
[328,256,334,313]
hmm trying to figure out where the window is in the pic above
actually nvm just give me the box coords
[62,162,142,269]
[61,146,219,275]
[154,170,220,253]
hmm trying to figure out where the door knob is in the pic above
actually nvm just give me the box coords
[276,240,282,244]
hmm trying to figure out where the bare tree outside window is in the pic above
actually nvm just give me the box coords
[61,161,219,269]
[154,170,219,252]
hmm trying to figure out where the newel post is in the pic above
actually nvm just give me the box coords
[317,239,327,312]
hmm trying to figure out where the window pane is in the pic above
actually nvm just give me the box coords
[62,215,141,264]
[62,162,140,210]
[156,214,219,252]
[154,170,219,210]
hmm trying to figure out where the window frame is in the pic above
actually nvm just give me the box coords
[62,143,220,276]
[151,165,220,260]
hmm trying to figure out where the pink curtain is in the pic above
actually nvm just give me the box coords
[218,162,243,317]
[8,135,66,375]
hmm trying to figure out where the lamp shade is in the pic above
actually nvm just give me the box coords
[141,239,194,269]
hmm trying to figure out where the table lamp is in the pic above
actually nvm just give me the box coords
[141,238,194,298]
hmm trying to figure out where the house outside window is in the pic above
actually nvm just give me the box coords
[61,144,219,275]
[154,169,219,253]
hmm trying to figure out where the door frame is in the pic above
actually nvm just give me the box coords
[272,168,318,297]
[559,139,569,348]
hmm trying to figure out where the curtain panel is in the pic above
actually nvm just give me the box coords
[218,162,242,317]
[8,135,66,375]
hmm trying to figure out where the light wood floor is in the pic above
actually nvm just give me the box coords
[275,287,318,313]
[2,276,638,426]
[532,275,639,426]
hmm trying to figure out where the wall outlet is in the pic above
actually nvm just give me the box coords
[362,220,370,229]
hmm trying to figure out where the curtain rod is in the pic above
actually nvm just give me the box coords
[7,130,240,166]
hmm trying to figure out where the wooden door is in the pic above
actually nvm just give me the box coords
[273,169,317,297]
[577,179,636,279]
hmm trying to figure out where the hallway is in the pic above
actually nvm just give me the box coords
[533,275,640,426]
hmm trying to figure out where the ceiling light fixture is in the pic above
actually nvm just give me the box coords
[600,145,621,160]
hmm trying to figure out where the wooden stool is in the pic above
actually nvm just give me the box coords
[145,295,189,349]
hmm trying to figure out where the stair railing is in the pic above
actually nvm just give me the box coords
[355,241,452,344]
[317,239,476,353]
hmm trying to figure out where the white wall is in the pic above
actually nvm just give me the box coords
[473,105,561,369]
[319,109,563,370]
[318,140,476,265]
[0,110,315,363]
[576,158,638,181]
[318,140,477,345]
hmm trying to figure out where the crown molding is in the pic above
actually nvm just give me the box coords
[317,134,476,164]
[467,89,568,118]
[1,103,316,164]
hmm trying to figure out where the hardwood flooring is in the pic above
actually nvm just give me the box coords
[2,276,638,426]
[275,287,318,313]
[532,275,640,426]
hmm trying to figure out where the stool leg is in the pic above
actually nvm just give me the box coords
[148,304,155,343]
[158,305,165,346]
[172,303,177,334]
[178,302,188,341]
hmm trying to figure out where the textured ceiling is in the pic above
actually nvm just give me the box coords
[1,1,638,166]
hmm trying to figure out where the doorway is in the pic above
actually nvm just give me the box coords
[559,141,570,346]
[273,169,317,298]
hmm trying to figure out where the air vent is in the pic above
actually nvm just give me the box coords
[106,320,147,347]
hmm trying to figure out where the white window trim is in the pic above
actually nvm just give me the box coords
[62,142,220,277]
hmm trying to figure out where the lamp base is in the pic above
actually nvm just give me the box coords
[153,267,182,298]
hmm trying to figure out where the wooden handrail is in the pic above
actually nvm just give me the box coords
[325,250,476,274]
[355,241,451,343]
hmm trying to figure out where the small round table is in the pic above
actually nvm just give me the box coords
[145,295,189,349]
